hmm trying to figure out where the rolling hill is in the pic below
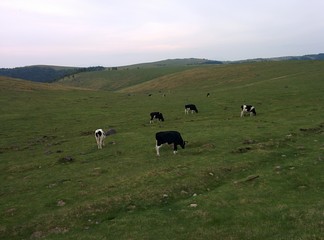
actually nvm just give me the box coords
[0,53,323,84]
[0,76,92,91]
[0,66,104,83]
[56,60,324,94]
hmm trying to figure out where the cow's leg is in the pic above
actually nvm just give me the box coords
[156,141,162,156]
[95,137,100,149]
[99,138,102,149]
[98,136,105,149]
[240,110,244,117]
[173,144,178,154]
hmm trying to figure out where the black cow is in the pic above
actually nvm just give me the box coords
[155,131,186,156]
[185,104,198,114]
[150,112,165,123]
[241,104,256,117]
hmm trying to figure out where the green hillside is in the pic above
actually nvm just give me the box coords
[0,66,104,83]
[57,58,221,91]
[119,61,314,93]
[0,61,323,239]
[57,65,201,91]
[58,60,324,95]
[0,76,90,91]
[121,62,298,92]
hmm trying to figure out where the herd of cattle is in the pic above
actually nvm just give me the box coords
[95,104,256,156]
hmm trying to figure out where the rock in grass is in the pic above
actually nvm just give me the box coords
[57,200,66,207]
[58,156,74,164]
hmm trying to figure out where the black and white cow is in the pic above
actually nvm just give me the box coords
[155,131,186,156]
[95,129,105,149]
[240,104,256,117]
[185,104,198,114]
[150,112,165,123]
[94,128,116,149]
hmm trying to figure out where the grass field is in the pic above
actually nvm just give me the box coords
[0,61,323,239]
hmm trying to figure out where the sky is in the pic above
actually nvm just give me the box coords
[1,0,323,68]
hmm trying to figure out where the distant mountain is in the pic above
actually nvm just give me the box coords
[0,65,105,83]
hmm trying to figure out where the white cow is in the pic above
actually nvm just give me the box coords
[94,128,116,149]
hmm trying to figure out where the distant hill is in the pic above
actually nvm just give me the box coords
[118,60,324,93]
[58,59,324,93]
[273,53,324,61]
[58,64,199,91]
[0,65,104,83]
[119,58,223,69]
[0,59,219,84]
[0,76,89,91]
[233,53,324,63]
[0,54,323,83]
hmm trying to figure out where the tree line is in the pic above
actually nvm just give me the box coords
[0,66,105,83]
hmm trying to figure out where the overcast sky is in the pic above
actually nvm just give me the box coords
[1,0,323,68]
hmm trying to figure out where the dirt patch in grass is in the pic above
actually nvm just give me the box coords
[57,156,74,164]
[232,123,323,155]
[299,123,324,134]
[232,146,253,154]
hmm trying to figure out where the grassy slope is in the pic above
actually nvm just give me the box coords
[0,61,323,239]
[0,76,92,91]
[58,65,199,91]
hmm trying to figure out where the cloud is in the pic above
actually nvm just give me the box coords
[1,0,324,67]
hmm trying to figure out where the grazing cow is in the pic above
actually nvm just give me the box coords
[207,93,210,97]
[185,104,198,114]
[94,128,116,149]
[240,104,256,117]
[150,112,165,123]
[155,131,186,156]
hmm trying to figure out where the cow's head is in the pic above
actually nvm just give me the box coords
[160,114,165,121]
[181,140,188,149]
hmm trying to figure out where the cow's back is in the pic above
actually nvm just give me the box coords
[156,131,181,142]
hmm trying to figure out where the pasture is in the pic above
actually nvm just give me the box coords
[0,61,323,239]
